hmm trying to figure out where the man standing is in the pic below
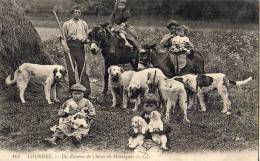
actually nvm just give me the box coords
[63,6,91,98]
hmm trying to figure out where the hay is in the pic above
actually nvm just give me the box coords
[0,0,53,92]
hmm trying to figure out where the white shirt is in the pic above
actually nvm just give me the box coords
[63,19,88,41]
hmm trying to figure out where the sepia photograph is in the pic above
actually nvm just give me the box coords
[0,0,258,160]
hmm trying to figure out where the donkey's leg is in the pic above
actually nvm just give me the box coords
[102,64,109,94]
[130,54,139,71]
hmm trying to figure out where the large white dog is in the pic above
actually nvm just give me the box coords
[5,63,66,104]
[159,78,189,122]
[128,68,167,111]
[173,73,252,114]
[108,65,135,108]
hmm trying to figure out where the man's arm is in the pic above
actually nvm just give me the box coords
[62,22,68,39]
[160,33,173,48]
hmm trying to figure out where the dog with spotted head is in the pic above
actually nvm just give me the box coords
[127,68,167,112]
[5,63,67,104]
[173,73,252,114]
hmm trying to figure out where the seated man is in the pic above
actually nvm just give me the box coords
[160,19,179,49]
[128,93,172,155]
[160,20,193,74]
[44,83,96,146]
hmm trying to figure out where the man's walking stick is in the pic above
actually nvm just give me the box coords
[53,10,75,72]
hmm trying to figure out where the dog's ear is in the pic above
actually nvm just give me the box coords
[108,67,112,74]
[53,68,58,75]
[120,67,124,73]
[147,72,151,81]
[138,118,143,126]
[60,68,67,76]
[174,77,183,83]
[197,74,213,88]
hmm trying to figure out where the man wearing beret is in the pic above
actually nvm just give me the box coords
[62,6,91,98]
[160,19,179,49]
[44,83,96,146]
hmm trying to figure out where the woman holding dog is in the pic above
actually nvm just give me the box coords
[44,83,96,146]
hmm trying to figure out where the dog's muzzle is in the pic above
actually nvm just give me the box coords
[90,43,99,55]
[111,74,120,82]
[130,88,140,99]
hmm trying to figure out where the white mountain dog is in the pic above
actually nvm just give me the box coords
[128,68,167,111]
[128,116,148,149]
[159,78,190,122]
[173,73,252,114]
[5,63,66,104]
[108,65,135,108]
[148,111,168,150]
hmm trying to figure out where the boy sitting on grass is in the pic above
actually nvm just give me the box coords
[128,93,172,154]
[44,83,96,146]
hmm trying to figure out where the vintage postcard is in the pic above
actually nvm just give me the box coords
[0,0,258,161]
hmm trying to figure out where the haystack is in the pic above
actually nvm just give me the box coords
[0,0,53,92]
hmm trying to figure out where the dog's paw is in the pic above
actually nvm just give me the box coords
[199,108,206,112]
[48,101,54,105]
[132,108,138,112]
[222,110,231,115]
[161,145,168,150]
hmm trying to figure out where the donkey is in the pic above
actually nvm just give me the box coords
[88,24,139,94]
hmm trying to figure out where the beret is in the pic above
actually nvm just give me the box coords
[70,83,86,92]
[70,5,80,14]
[142,93,159,103]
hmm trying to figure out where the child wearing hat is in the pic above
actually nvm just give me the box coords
[111,0,144,53]
[44,83,96,146]
[128,93,172,153]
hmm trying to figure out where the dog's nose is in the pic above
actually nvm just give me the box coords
[91,48,97,55]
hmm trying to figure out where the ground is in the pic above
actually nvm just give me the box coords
[0,15,258,153]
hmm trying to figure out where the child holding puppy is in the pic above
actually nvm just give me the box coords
[45,83,96,146]
[128,93,172,153]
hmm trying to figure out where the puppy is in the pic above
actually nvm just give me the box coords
[173,73,252,114]
[148,111,168,150]
[108,65,135,108]
[128,116,148,149]
[159,78,189,122]
[69,112,88,129]
[5,63,66,104]
[128,68,167,111]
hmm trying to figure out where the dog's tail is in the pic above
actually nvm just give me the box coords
[5,69,21,86]
[229,76,253,86]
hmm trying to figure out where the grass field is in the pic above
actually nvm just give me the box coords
[0,16,258,153]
